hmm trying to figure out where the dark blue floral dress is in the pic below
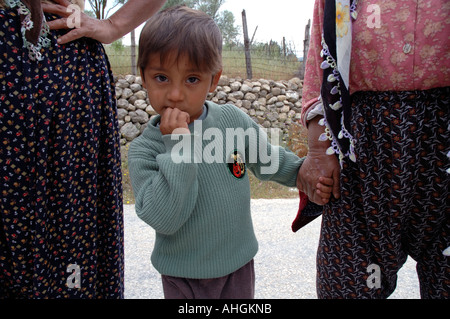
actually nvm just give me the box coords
[0,2,124,298]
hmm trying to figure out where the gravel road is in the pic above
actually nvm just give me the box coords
[123,199,421,299]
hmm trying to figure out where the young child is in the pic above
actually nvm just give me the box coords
[128,5,333,299]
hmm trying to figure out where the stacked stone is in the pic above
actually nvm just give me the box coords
[115,74,303,145]
[210,76,303,137]
[115,74,157,144]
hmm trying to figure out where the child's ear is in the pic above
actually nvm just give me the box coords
[209,69,223,93]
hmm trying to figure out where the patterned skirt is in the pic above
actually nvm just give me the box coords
[317,87,449,299]
[0,8,124,298]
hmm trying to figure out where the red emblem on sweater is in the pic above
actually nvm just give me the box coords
[228,151,245,179]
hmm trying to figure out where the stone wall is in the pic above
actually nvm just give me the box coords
[115,74,304,145]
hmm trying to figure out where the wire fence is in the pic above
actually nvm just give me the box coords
[104,45,304,81]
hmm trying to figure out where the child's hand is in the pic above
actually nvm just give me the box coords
[159,108,190,135]
[314,176,334,204]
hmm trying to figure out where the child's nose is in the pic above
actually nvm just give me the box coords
[167,85,184,102]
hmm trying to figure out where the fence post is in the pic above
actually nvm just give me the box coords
[299,19,311,78]
[130,29,137,76]
[241,9,252,79]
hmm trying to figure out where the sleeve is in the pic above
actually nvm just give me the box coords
[242,112,304,187]
[300,0,326,127]
[128,134,199,235]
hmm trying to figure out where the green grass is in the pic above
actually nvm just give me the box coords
[105,45,302,80]
[221,48,302,80]
[121,144,135,205]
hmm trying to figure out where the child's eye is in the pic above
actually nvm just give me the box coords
[155,75,168,82]
[186,77,200,84]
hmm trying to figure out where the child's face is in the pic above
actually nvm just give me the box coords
[141,52,222,124]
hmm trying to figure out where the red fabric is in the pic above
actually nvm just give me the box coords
[291,190,321,232]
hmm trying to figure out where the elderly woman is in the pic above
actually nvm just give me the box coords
[0,0,165,298]
[297,0,449,299]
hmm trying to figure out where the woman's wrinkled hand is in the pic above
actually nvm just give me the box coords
[42,0,117,44]
[296,117,341,205]
[297,151,340,205]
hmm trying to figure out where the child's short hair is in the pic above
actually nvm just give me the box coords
[138,5,223,78]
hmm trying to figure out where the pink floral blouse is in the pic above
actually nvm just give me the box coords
[301,0,450,124]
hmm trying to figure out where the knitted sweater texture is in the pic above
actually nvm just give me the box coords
[129,101,303,279]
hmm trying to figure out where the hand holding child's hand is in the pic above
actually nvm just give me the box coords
[297,169,334,205]
[159,108,190,135]
[314,176,334,204]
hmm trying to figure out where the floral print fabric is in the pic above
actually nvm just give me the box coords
[302,0,450,120]
[335,1,351,38]
[317,87,450,298]
[302,0,450,299]
[0,7,124,298]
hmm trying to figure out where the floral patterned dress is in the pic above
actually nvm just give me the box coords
[301,0,449,299]
[0,1,124,298]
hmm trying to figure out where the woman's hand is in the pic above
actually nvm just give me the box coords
[296,117,341,205]
[42,0,117,44]
[42,0,166,44]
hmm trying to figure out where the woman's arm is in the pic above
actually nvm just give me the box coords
[295,0,340,205]
[42,0,166,44]
[300,0,325,126]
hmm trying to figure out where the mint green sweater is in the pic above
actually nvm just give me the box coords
[129,101,303,279]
